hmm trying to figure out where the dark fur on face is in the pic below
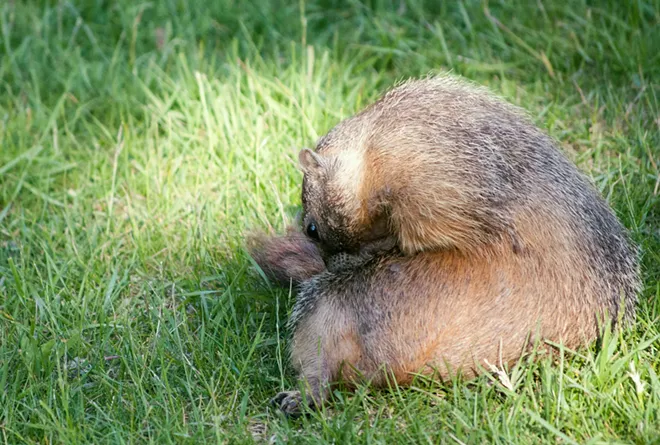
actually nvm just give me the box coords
[299,154,394,264]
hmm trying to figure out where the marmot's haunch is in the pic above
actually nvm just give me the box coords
[249,76,640,417]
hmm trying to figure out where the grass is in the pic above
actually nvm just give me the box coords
[0,0,658,443]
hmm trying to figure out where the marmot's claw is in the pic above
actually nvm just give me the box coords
[269,391,287,407]
[271,390,304,418]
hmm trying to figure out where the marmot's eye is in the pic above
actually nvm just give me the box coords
[306,221,320,241]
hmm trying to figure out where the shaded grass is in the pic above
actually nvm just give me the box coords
[0,0,659,443]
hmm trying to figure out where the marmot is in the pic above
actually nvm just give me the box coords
[249,76,640,417]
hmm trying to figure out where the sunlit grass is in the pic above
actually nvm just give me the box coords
[0,0,658,443]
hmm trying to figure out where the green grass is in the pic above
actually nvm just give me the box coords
[0,0,659,443]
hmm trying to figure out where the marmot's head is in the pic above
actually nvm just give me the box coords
[298,140,393,263]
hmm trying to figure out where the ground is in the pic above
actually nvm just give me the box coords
[0,1,659,443]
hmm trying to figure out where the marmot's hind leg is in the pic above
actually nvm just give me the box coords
[247,228,326,286]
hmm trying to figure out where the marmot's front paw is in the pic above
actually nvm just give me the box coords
[270,390,305,417]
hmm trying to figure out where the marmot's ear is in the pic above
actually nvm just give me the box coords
[298,148,325,174]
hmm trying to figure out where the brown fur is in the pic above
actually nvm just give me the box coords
[247,228,325,286]
[248,75,640,416]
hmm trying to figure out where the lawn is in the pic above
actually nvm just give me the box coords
[0,0,659,443]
